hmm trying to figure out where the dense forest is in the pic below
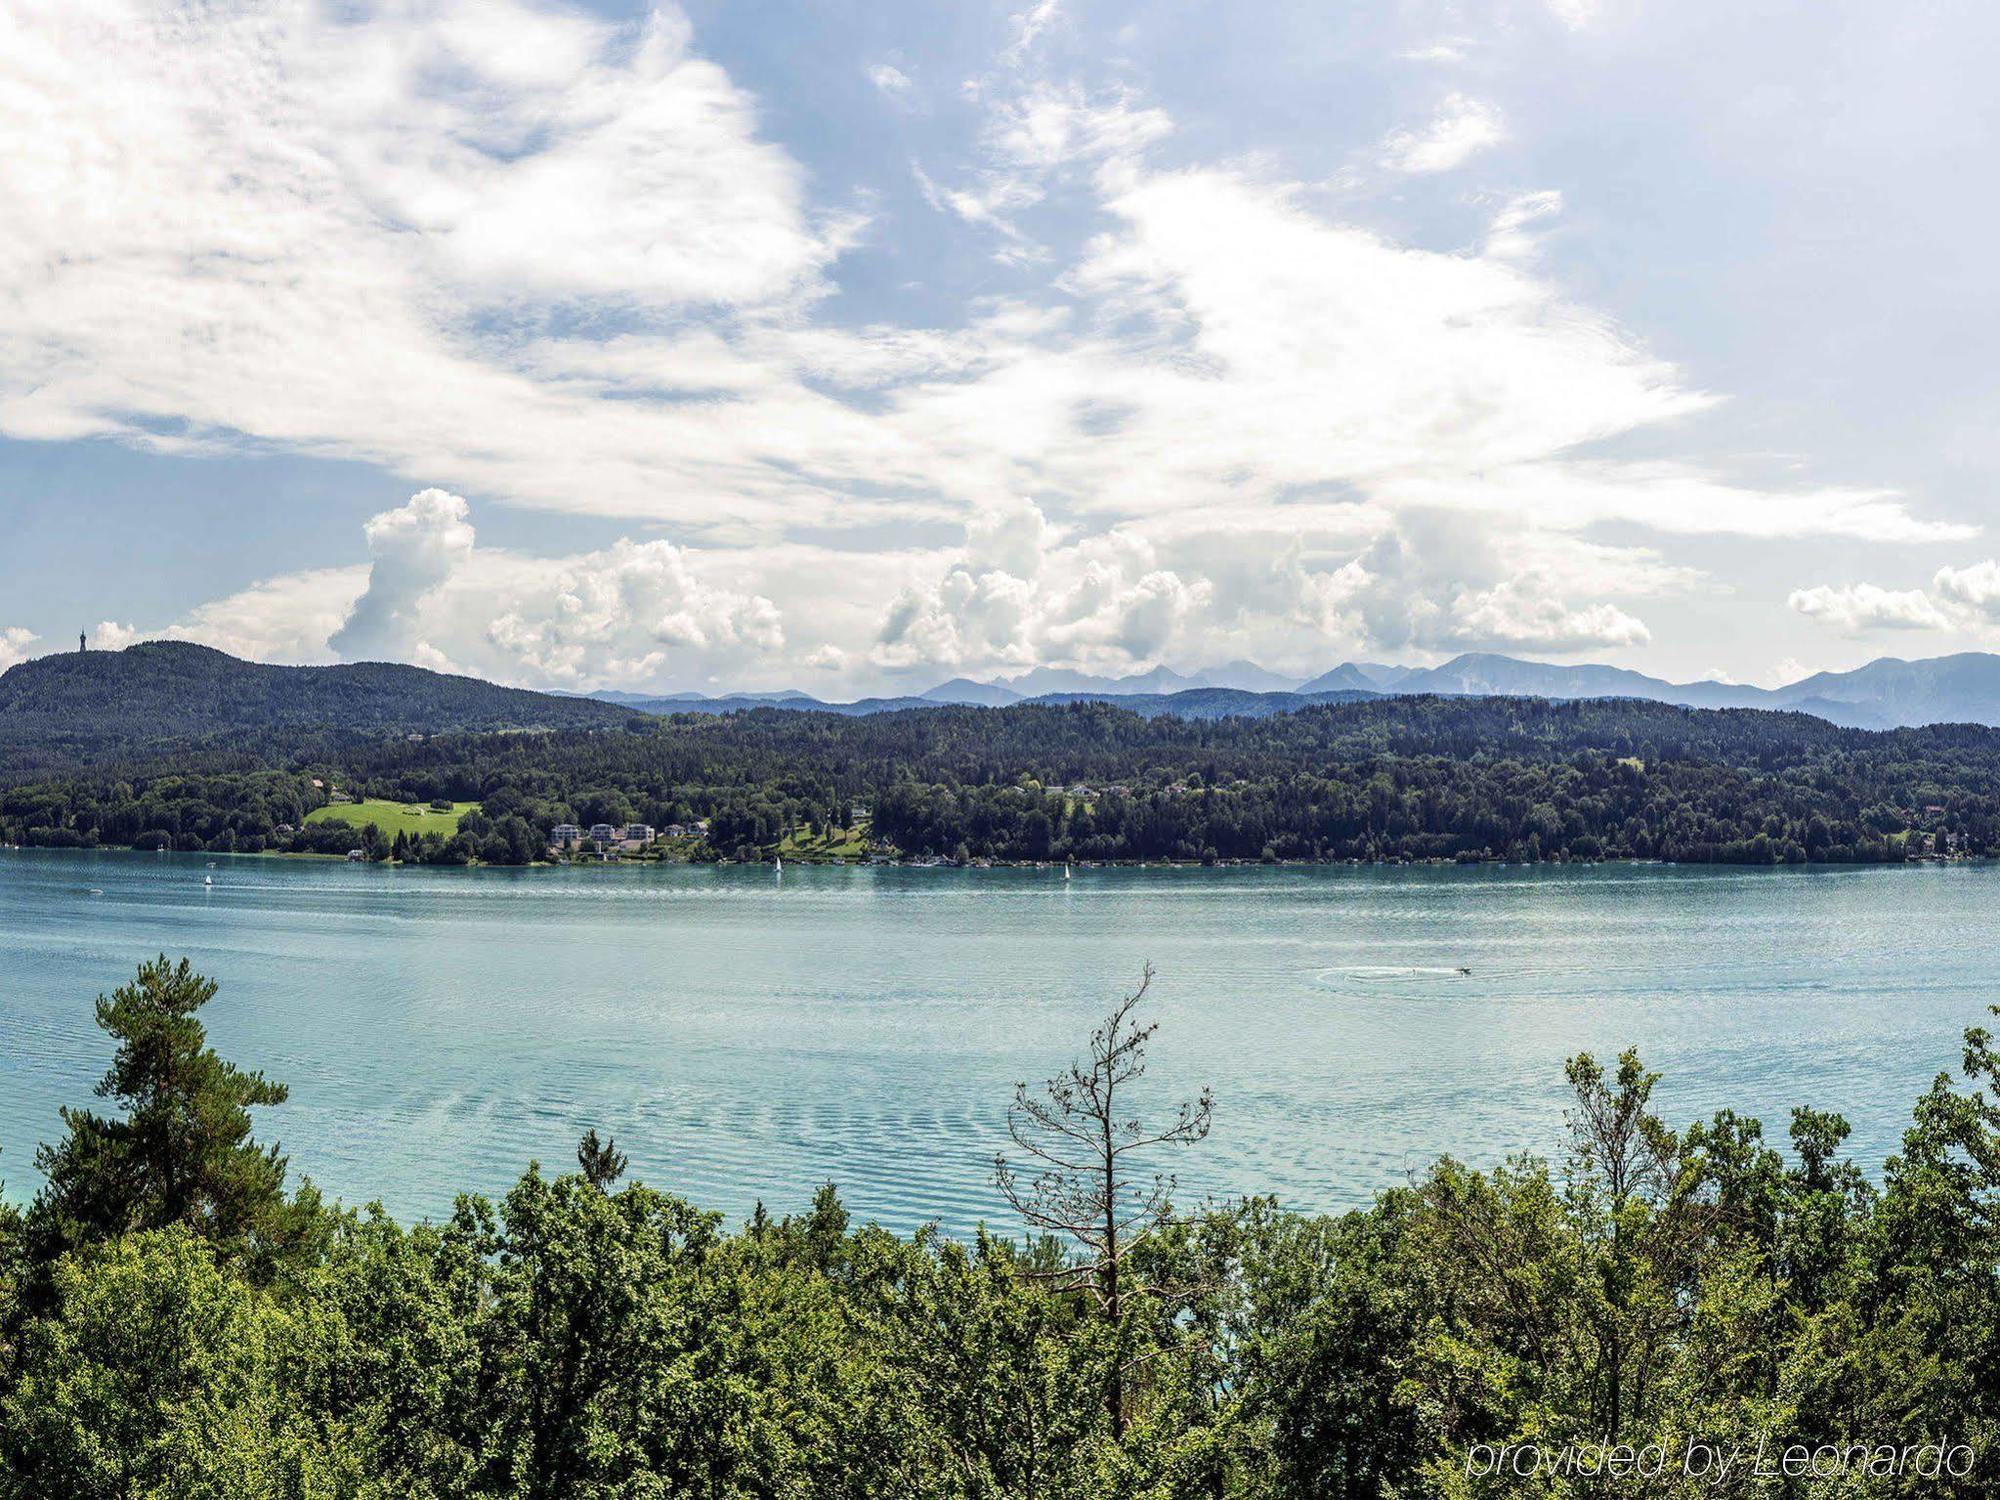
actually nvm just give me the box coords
[7,692,2000,865]
[1,957,1996,1497]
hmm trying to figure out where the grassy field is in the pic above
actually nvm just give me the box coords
[776,822,870,859]
[304,799,479,838]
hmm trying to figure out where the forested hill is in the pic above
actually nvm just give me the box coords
[0,641,629,768]
[10,687,2000,865]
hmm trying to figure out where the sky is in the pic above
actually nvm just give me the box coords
[3,0,1999,696]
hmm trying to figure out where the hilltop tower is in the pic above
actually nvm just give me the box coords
[79,630,86,652]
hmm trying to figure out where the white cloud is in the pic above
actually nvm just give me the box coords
[1003,0,1063,66]
[1381,94,1505,174]
[1376,462,1967,544]
[915,84,1170,257]
[988,84,1172,171]
[967,495,1059,577]
[1933,559,2000,616]
[1451,582,1650,650]
[1787,583,1951,633]
[331,490,478,662]
[317,492,787,685]
[0,627,40,672]
[0,3,1972,690]
[871,500,1666,680]
[473,538,785,687]
[0,0,843,529]
[91,622,143,653]
[1486,190,1564,259]
[1401,39,1472,64]
[51,493,1682,690]
[1264,514,1667,656]
[868,62,912,94]
[1545,0,1605,30]
[87,571,367,666]
[874,499,1211,675]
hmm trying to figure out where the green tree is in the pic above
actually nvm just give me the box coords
[575,1129,627,1190]
[0,1227,357,1500]
[27,957,321,1279]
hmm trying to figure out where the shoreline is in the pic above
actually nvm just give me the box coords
[4,843,1991,875]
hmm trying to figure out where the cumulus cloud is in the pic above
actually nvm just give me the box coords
[1452,585,1649,650]
[0,627,39,672]
[331,490,478,662]
[967,495,1059,578]
[1933,559,2000,616]
[868,62,911,93]
[49,489,1678,691]
[875,498,1212,674]
[1381,94,1505,174]
[84,571,368,666]
[1271,515,1663,655]
[1787,583,1951,633]
[474,538,785,687]
[77,491,791,690]
[871,499,1663,681]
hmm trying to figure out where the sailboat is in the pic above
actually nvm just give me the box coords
[204,875,213,887]
[1063,861,1071,881]
[774,854,783,876]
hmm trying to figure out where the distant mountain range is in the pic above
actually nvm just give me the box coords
[616,651,2000,730]
[13,646,2000,771]
[919,659,1311,702]
[1316,650,2000,729]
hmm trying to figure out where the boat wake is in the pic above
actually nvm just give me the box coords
[1315,964,1473,986]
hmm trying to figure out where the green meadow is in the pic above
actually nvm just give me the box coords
[303,799,479,838]
[776,821,870,859]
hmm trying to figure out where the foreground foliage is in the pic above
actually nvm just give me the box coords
[2,961,1999,1496]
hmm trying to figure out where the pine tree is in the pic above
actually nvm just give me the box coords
[576,1128,628,1190]
[28,956,320,1277]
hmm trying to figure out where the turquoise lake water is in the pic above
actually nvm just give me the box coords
[1,849,1991,1232]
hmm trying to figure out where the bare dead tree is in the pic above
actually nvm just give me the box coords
[993,963,1213,1435]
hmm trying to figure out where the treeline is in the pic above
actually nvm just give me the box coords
[2,958,1997,1496]
[9,696,2000,863]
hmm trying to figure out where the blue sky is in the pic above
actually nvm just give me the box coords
[2,0,1997,694]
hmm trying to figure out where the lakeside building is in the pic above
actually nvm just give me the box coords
[551,823,583,848]
[625,823,654,843]
[588,823,617,843]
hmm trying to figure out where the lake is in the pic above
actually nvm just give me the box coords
[1,849,1990,1233]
